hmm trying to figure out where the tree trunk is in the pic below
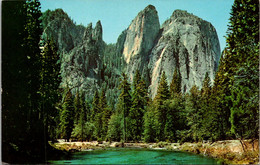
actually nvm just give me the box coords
[239,139,246,152]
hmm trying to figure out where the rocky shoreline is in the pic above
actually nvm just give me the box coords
[51,139,259,164]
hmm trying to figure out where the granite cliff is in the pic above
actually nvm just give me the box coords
[42,9,104,96]
[42,6,221,99]
[120,5,160,81]
[149,9,221,97]
[116,6,221,98]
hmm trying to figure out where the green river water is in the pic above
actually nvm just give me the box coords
[49,148,220,164]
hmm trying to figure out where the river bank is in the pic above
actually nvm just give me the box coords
[51,139,259,164]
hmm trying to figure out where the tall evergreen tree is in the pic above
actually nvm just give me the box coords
[143,104,157,142]
[107,112,123,142]
[201,72,211,98]
[2,1,28,162]
[200,72,213,140]
[226,0,259,140]
[2,0,48,163]
[99,88,111,139]
[40,39,61,142]
[118,73,132,142]
[72,92,89,141]
[91,90,100,122]
[60,90,74,142]
[92,90,103,139]
[170,69,182,98]
[211,50,233,139]
[23,0,43,127]
[129,70,148,141]
[185,85,203,141]
[154,71,170,141]
[74,91,81,124]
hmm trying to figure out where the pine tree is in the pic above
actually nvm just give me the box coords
[99,88,111,139]
[154,71,170,141]
[40,39,61,142]
[92,90,103,139]
[102,107,112,140]
[74,91,81,124]
[226,0,258,64]
[118,73,132,142]
[201,72,211,98]
[79,93,86,141]
[170,69,182,98]
[211,50,233,140]
[129,70,148,141]
[2,1,29,162]
[60,90,74,142]
[71,92,88,141]
[143,104,156,142]
[107,113,123,142]
[200,72,213,140]
[2,0,51,162]
[91,90,100,140]
[164,96,184,142]
[24,0,43,126]
[91,90,100,122]
[185,85,203,141]
[227,0,259,140]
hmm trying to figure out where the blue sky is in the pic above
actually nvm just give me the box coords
[40,0,234,51]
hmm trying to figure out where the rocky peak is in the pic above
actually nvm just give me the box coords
[84,23,93,41]
[42,9,104,97]
[117,5,160,81]
[93,20,102,41]
[149,9,221,98]
[171,9,196,19]
[122,5,160,64]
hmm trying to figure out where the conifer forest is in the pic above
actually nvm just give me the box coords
[2,0,259,163]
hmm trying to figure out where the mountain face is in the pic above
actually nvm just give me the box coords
[116,7,221,98]
[42,6,221,99]
[42,9,104,96]
[121,5,160,81]
[148,10,221,98]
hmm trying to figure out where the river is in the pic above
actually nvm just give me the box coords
[48,148,219,164]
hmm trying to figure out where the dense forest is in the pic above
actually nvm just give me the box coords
[2,0,259,163]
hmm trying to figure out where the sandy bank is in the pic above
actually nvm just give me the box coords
[52,139,259,164]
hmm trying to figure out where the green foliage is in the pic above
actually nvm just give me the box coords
[226,0,259,63]
[154,71,170,141]
[229,60,259,139]
[185,86,203,141]
[107,113,123,142]
[164,97,184,142]
[201,72,211,98]
[211,52,233,139]
[60,90,74,142]
[117,73,132,142]
[74,91,81,123]
[98,88,111,139]
[2,1,29,162]
[71,92,90,141]
[154,71,170,103]
[24,0,43,118]
[40,39,61,142]
[199,72,213,140]
[91,90,100,122]
[170,69,182,98]
[2,0,50,163]
[143,104,157,142]
[101,43,123,109]
[222,0,259,140]
[129,70,148,141]
[71,122,93,142]
[3,2,259,162]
